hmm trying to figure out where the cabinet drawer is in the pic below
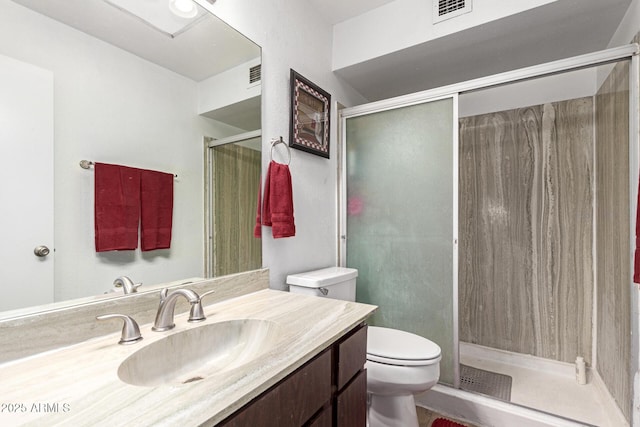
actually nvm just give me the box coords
[221,349,332,427]
[336,369,367,427]
[336,324,367,390]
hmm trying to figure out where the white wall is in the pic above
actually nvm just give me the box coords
[596,0,640,88]
[608,0,640,48]
[459,67,597,118]
[198,57,261,115]
[195,0,368,290]
[332,0,556,70]
[0,0,243,298]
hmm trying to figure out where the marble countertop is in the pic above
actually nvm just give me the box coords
[0,289,376,426]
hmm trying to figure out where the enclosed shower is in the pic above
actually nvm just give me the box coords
[340,45,638,426]
[456,59,630,425]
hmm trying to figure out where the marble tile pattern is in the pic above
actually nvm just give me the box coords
[595,59,631,420]
[0,289,376,427]
[458,97,594,363]
[0,269,270,364]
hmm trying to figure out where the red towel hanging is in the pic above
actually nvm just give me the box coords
[140,169,174,251]
[256,160,295,239]
[634,176,640,283]
[254,169,263,238]
[268,161,295,238]
[94,163,173,252]
[94,163,140,252]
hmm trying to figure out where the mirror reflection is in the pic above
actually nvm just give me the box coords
[0,0,262,314]
[206,132,262,277]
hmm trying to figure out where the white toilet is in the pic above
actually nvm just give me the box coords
[287,267,441,427]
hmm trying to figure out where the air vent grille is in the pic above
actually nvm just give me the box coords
[433,0,471,23]
[249,64,261,84]
[438,0,465,16]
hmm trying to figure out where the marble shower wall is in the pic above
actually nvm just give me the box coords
[459,97,594,363]
[595,59,631,420]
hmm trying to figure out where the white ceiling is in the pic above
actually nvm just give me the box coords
[314,0,634,101]
[11,0,260,82]
[13,0,633,103]
[307,0,396,24]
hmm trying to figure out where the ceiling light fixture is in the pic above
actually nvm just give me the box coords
[169,0,198,19]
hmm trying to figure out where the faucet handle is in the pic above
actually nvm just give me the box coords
[113,276,142,294]
[188,289,216,323]
[200,289,216,300]
[96,314,143,345]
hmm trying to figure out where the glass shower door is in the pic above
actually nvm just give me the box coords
[342,97,457,385]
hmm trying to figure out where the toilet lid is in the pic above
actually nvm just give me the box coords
[367,326,441,366]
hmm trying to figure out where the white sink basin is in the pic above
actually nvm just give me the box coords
[118,319,281,387]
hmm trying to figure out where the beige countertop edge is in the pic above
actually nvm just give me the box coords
[0,289,377,427]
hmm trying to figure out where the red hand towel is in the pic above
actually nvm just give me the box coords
[254,172,263,238]
[140,169,174,251]
[634,176,640,283]
[268,161,295,238]
[261,162,273,228]
[94,163,140,252]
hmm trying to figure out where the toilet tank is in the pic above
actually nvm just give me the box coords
[286,267,358,301]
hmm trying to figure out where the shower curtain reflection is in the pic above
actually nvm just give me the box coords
[209,135,262,277]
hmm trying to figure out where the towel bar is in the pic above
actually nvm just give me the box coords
[79,160,177,178]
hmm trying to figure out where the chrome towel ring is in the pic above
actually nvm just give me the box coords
[270,136,291,165]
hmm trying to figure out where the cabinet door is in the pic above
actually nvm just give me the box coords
[221,350,332,427]
[336,325,367,390]
[307,406,332,427]
[336,369,367,427]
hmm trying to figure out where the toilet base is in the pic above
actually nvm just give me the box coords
[368,393,418,427]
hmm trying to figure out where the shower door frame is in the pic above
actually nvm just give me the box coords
[339,44,639,399]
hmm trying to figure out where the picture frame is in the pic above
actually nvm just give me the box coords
[289,69,331,159]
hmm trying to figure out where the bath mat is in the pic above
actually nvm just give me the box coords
[459,364,512,401]
[431,418,466,427]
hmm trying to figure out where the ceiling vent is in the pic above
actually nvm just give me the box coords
[433,0,472,23]
[249,64,261,84]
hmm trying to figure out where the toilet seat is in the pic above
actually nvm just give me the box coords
[367,326,441,366]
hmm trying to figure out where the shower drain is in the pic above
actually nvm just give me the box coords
[459,364,512,401]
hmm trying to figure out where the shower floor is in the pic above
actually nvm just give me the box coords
[460,342,628,427]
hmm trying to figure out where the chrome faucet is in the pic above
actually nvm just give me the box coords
[96,314,143,345]
[113,276,141,294]
[187,289,216,322]
[152,288,201,332]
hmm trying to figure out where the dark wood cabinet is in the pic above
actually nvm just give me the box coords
[337,370,367,427]
[219,324,367,427]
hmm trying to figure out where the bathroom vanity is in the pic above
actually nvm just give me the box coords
[0,271,376,427]
[221,324,368,427]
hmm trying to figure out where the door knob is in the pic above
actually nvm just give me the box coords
[34,245,50,257]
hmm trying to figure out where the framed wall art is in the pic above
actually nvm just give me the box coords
[289,69,331,158]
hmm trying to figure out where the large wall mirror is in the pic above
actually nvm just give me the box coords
[0,0,261,315]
